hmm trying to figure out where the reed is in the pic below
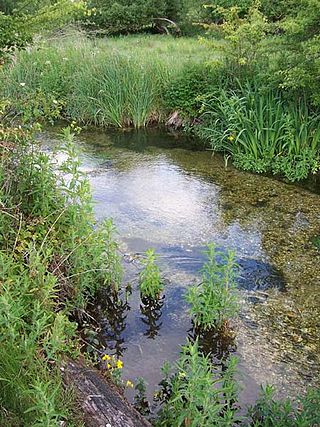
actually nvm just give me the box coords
[198,82,320,181]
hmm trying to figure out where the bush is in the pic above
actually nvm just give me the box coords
[0,121,123,424]
[270,0,320,106]
[260,0,298,21]
[86,0,183,34]
[186,243,239,331]
[178,0,253,35]
[163,62,223,118]
[0,1,87,60]
[201,4,269,78]
[0,12,30,59]
[156,340,239,426]
[204,0,253,21]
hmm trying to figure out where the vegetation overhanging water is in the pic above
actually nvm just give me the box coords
[42,126,320,406]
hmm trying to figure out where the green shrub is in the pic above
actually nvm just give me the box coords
[86,0,183,34]
[139,248,164,300]
[178,0,253,35]
[248,385,320,426]
[163,62,222,118]
[156,339,239,426]
[269,0,320,107]
[0,252,78,426]
[260,0,298,21]
[0,12,30,59]
[0,121,123,424]
[201,4,269,78]
[186,243,239,331]
[204,0,253,21]
[0,1,87,60]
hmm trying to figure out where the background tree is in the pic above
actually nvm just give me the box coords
[0,0,87,60]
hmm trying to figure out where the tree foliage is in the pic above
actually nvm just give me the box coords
[85,0,183,34]
[0,0,87,59]
[273,0,320,105]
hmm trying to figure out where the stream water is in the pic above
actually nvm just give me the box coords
[44,127,320,408]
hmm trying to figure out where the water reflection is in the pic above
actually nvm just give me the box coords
[99,290,130,357]
[140,296,164,339]
[190,325,236,363]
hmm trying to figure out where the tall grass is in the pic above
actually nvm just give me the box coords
[0,30,210,128]
[2,30,319,180]
[66,55,167,127]
[198,83,320,181]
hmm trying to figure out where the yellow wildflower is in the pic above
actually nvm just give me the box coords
[126,380,134,388]
[107,363,112,369]
[228,135,235,141]
[102,354,111,361]
[116,359,123,369]
[238,57,247,65]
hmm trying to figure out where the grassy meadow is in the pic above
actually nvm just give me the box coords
[0,31,213,128]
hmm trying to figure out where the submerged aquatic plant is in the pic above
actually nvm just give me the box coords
[186,243,239,331]
[312,235,320,250]
[139,248,164,300]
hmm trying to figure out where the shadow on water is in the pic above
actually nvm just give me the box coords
[98,290,130,357]
[42,126,320,405]
[153,243,285,292]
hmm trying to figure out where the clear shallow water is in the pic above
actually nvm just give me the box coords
[43,127,320,407]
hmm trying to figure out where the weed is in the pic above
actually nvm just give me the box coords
[248,385,320,426]
[0,31,210,128]
[155,339,239,427]
[101,354,124,386]
[0,121,122,424]
[134,377,150,416]
[186,243,239,331]
[139,248,164,300]
[312,235,320,250]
